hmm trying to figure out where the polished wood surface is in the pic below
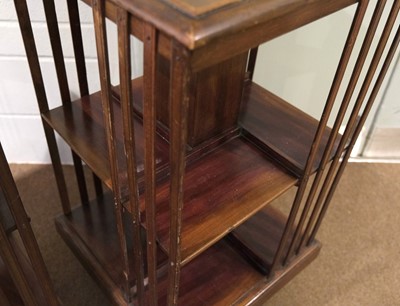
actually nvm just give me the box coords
[156,52,248,147]
[106,0,357,49]
[56,197,320,306]
[148,137,297,265]
[55,193,168,304]
[162,0,242,17]
[42,78,170,192]
[15,0,400,305]
[240,81,342,176]
[0,143,59,306]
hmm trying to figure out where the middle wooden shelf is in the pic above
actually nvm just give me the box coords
[43,75,342,266]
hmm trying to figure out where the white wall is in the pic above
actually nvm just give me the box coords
[0,0,143,163]
[0,0,95,163]
[0,0,398,163]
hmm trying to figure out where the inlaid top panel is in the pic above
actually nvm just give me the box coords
[90,0,357,49]
[161,0,242,17]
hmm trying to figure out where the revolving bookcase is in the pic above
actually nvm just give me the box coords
[0,143,59,306]
[14,0,400,305]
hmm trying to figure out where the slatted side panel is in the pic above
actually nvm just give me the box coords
[92,0,132,302]
[269,0,400,274]
[305,1,400,246]
[0,143,59,306]
[143,22,159,306]
[67,0,104,197]
[42,0,90,205]
[167,41,191,306]
[117,7,146,305]
[13,0,71,214]
[269,0,370,275]
[285,0,389,262]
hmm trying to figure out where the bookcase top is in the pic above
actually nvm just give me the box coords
[161,0,242,17]
[109,0,358,49]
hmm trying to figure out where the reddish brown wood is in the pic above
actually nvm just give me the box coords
[16,0,400,305]
[110,0,357,50]
[235,241,321,306]
[14,0,71,215]
[246,47,258,81]
[284,0,371,262]
[43,0,90,205]
[67,0,104,196]
[55,193,168,304]
[167,40,192,306]
[155,52,248,147]
[42,79,170,194]
[162,0,242,17]
[228,206,295,274]
[307,1,400,245]
[143,22,160,306]
[92,0,132,300]
[156,239,263,306]
[240,82,342,176]
[0,144,59,306]
[0,223,38,306]
[117,8,146,305]
[145,138,297,265]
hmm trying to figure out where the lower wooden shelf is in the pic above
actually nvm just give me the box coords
[56,195,320,305]
[55,193,168,304]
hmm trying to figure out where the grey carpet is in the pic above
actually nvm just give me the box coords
[9,163,400,306]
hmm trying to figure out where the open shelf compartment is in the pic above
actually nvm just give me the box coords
[55,193,168,304]
[44,76,304,267]
[42,77,170,193]
[240,81,344,177]
[149,137,297,265]
[56,194,320,305]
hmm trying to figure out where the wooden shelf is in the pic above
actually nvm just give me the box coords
[42,77,170,193]
[56,195,319,305]
[44,76,306,268]
[228,205,295,274]
[147,137,297,265]
[155,239,264,305]
[153,205,320,305]
[240,81,343,176]
[55,193,168,304]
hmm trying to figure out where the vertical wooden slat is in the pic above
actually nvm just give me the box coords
[307,3,400,245]
[13,0,71,215]
[0,144,59,306]
[167,41,191,306]
[92,0,131,301]
[286,0,383,261]
[247,47,259,81]
[42,0,89,205]
[67,0,104,197]
[0,222,38,306]
[117,8,145,305]
[0,147,38,306]
[143,22,159,306]
[269,0,369,275]
[310,26,400,244]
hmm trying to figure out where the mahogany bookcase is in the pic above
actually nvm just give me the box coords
[14,0,400,305]
[0,143,59,306]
